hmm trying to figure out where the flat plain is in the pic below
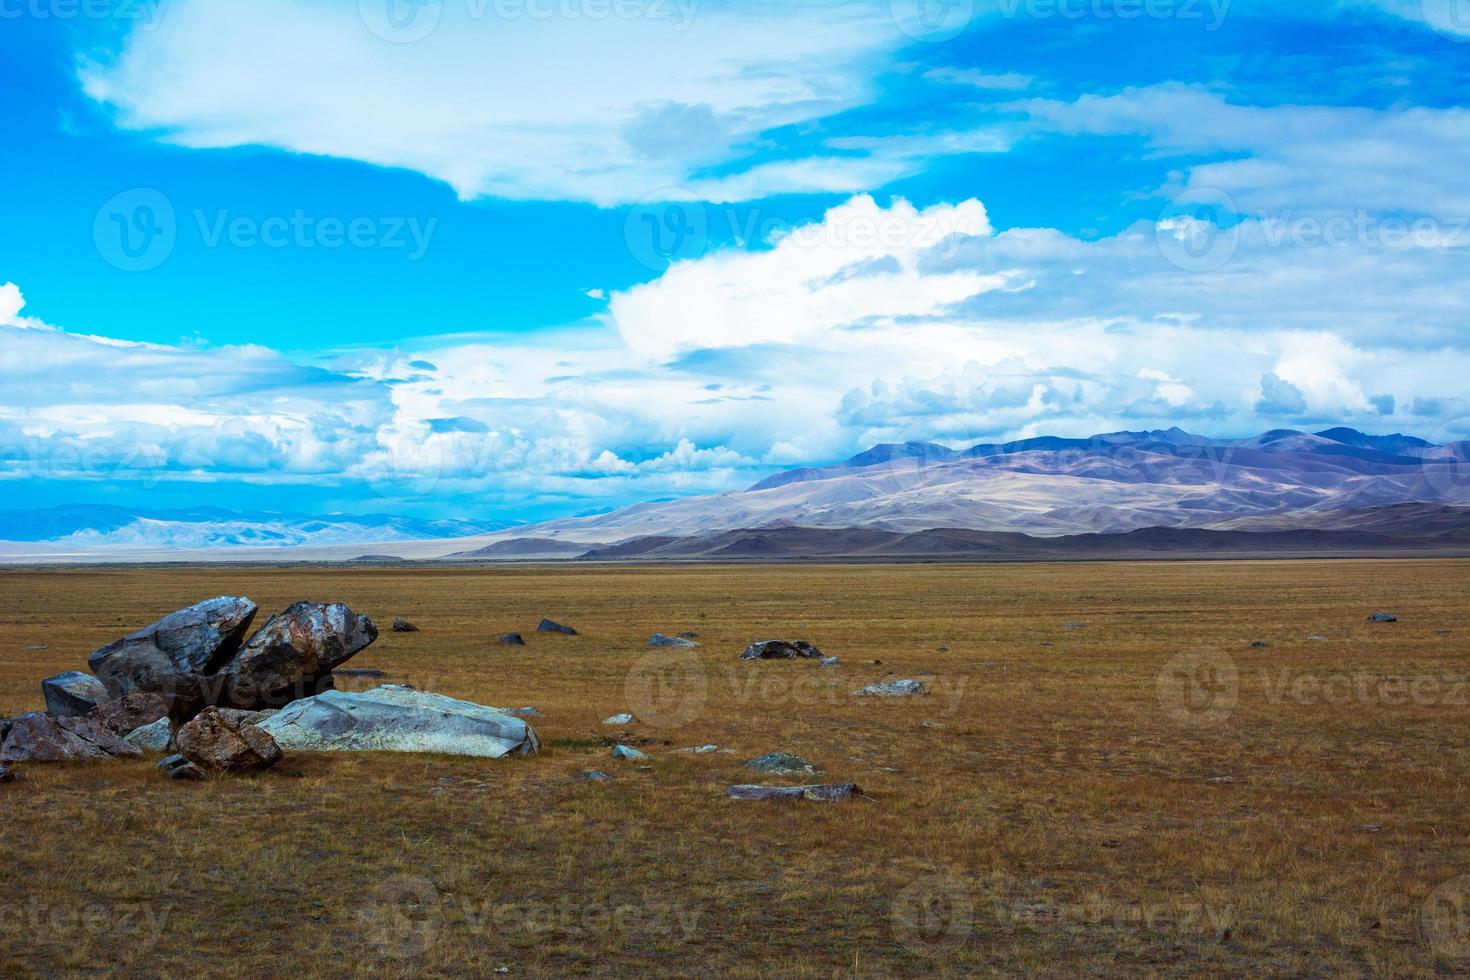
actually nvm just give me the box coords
[1,559,1468,977]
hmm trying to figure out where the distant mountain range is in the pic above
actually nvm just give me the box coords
[447,426,1470,549]
[3,427,1467,562]
[0,506,503,552]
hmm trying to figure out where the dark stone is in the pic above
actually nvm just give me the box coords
[174,706,283,773]
[727,783,864,803]
[86,596,258,712]
[88,692,170,737]
[537,619,578,635]
[649,632,700,648]
[41,671,109,717]
[392,618,419,633]
[677,631,699,639]
[1367,611,1398,623]
[580,770,612,782]
[740,640,823,661]
[0,712,143,763]
[0,764,15,783]
[499,633,526,646]
[157,754,206,781]
[1251,640,1271,649]
[219,601,376,710]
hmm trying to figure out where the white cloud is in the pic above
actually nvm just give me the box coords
[81,0,907,206]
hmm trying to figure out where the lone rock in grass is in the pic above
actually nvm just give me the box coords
[1367,611,1398,623]
[740,640,823,661]
[221,601,377,710]
[174,706,283,773]
[649,633,700,648]
[499,633,527,646]
[41,671,109,717]
[87,596,258,709]
[727,784,865,803]
[157,753,207,781]
[0,712,143,763]
[745,752,818,775]
[853,679,928,697]
[611,744,648,761]
[602,713,636,726]
[257,685,539,758]
[537,619,578,635]
[392,618,419,633]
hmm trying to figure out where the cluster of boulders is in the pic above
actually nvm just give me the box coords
[2,596,382,778]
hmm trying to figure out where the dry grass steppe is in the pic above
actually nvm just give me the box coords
[1,559,1468,977]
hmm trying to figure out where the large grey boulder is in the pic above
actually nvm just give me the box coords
[0,712,143,763]
[219,602,377,710]
[87,596,258,711]
[740,640,823,661]
[41,672,109,717]
[257,685,539,758]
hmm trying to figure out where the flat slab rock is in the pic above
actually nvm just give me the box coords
[0,712,143,763]
[1367,611,1399,623]
[853,679,928,697]
[746,752,818,775]
[41,672,109,718]
[649,633,700,648]
[257,685,539,758]
[727,784,865,803]
[740,640,823,661]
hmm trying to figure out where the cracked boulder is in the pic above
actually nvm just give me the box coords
[174,707,283,773]
[218,601,377,710]
[0,712,143,763]
[87,596,258,714]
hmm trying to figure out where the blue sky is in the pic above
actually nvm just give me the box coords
[2,0,1470,523]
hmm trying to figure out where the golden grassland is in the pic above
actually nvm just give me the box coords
[1,559,1468,977]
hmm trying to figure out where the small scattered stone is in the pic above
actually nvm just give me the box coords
[1250,640,1271,649]
[508,706,541,717]
[745,752,818,775]
[23,644,48,651]
[611,744,648,761]
[580,770,612,782]
[1367,611,1398,623]
[499,633,527,645]
[1062,621,1088,629]
[673,744,728,754]
[727,783,865,803]
[740,640,823,661]
[820,657,840,667]
[157,754,206,781]
[1308,635,1328,641]
[0,764,16,783]
[1358,823,1385,833]
[919,720,945,729]
[649,633,700,648]
[537,619,578,635]
[392,618,419,633]
[602,713,637,726]
[853,679,928,697]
